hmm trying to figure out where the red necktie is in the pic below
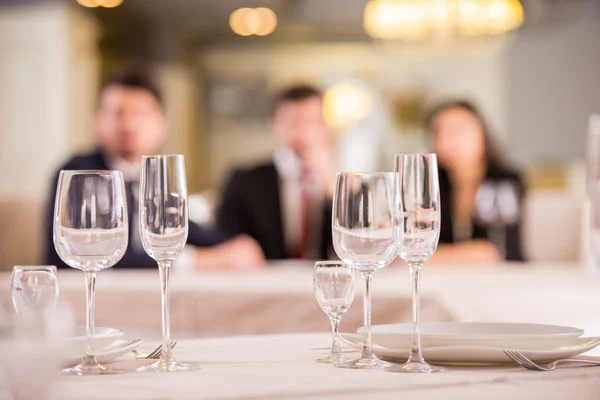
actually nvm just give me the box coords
[292,176,315,259]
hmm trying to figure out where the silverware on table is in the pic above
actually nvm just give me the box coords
[504,350,600,371]
[134,341,178,360]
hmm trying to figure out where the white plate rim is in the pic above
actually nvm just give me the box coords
[360,322,584,340]
[65,326,124,340]
[66,338,143,366]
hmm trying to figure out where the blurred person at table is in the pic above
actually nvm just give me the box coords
[217,85,336,260]
[426,100,525,263]
[44,67,265,270]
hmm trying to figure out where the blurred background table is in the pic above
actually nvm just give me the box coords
[2,261,599,343]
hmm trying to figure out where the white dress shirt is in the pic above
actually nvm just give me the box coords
[106,157,143,252]
[273,148,323,259]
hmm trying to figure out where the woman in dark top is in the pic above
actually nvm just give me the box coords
[427,100,525,263]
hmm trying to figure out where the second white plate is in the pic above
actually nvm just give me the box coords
[60,326,124,359]
[66,339,143,366]
[342,334,600,365]
[358,322,584,350]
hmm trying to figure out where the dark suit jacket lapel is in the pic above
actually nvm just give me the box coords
[261,164,287,259]
[319,202,333,259]
[90,149,111,170]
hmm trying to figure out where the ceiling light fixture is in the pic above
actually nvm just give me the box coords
[229,7,277,37]
[76,0,99,7]
[97,0,123,8]
[76,0,123,8]
[364,0,524,40]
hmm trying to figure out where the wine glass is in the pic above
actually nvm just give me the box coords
[11,266,59,316]
[138,155,199,373]
[332,172,397,369]
[313,261,355,363]
[387,154,444,373]
[54,170,128,375]
[474,180,520,258]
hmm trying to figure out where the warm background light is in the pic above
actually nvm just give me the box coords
[323,82,373,130]
[76,0,123,8]
[254,8,277,36]
[229,7,277,37]
[97,0,123,8]
[364,0,524,40]
[76,0,99,8]
[229,8,253,36]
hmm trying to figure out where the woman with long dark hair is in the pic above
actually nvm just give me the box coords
[426,100,525,263]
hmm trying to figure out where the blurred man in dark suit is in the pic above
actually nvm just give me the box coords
[45,67,265,270]
[218,85,336,260]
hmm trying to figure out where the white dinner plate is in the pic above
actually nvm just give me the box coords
[342,333,600,365]
[66,339,142,366]
[358,322,584,350]
[60,326,124,359]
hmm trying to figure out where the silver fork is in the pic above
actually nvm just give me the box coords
[134,341,178,360]
[504,350,600,371]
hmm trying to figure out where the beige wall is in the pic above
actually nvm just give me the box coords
[0,3,99,269]
[154,64,204,192]
[200,38,509,187]
[0,3,99,199]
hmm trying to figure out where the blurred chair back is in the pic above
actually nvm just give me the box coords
[0,197,45,271]
[522,190,583,262]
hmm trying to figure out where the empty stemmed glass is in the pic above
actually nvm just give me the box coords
[54,170,128,375]
[332,172,397,369]
[138,155,199,373]
[387,154,444,373]
[313,261,355,363]
[474,180,521,258]
[11,266,59,316]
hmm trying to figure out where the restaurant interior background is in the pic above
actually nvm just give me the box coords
[0,0,598,271]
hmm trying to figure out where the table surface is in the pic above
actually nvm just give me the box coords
[2,262,600,341]
[0,263,456,339]
[50,333,600,400]
[4,262,600,399]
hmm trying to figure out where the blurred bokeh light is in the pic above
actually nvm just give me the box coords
[364,0,524,40]
[230,7,278,37]
[323,82,374,130]
[76,0,123,8]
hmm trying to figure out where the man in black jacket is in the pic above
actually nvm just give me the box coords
[46,67,265,270]
[218,85,336,260]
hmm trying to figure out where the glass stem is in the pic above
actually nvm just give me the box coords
[408,263,425,364]
[82,271,99,367]
[159,261,173,364]
[490,227,506,259]
[361,271,374,358]
[329,315,342,356]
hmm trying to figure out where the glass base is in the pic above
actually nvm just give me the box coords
[137,359,200,373]
[316,353,353,364]
[385,361,446,373]
[63,362,123,376]
[334,353,391,369]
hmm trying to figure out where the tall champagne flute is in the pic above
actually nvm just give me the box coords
[332,172,397,369]
[387,154,445,373]
[54,170,128,375]
[138,155,199,373]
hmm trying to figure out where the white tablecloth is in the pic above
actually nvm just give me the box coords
[0,262,456,339]
[49,333,600,400]
[2,262,600,341]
